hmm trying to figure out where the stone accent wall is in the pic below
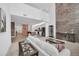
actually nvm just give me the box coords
[56,3,79,42]
[56,3,79,33]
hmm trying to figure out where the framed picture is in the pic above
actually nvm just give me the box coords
[0,8,6,32]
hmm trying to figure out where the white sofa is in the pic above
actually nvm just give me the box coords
[25,36,70,56]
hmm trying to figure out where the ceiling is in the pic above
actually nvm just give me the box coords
[26,3,52,13]
[11,3,52,26]
[11,15,44,26]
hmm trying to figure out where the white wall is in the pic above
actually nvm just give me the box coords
[16,26,22,33]
[28,25,32,31]
[0,4,11,56]
[45,22,49,37]
[48,3,56,38]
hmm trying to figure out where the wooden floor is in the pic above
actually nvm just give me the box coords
[6,35,79,56]
[6,34,26,56]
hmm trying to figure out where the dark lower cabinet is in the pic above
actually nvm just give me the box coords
[41,27,45,37]
[56,32,76,42]
[49,25,53,37]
